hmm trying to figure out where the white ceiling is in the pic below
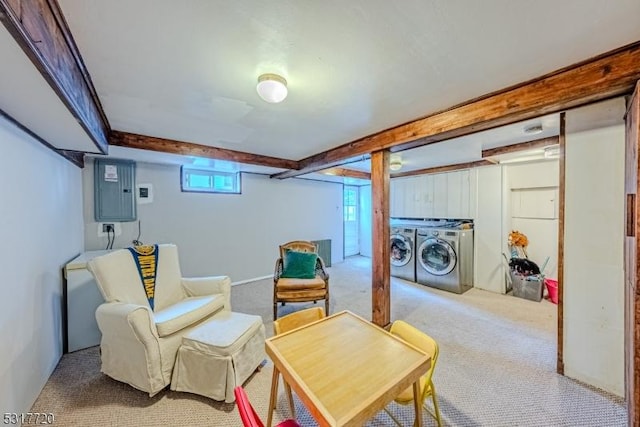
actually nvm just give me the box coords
[9,1,640,173]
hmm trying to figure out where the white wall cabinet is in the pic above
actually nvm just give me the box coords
[511,187,558,219]
[406,176,423,218]
[432,173,448,217]
[446,170,471,219]
[390,178,405,217]
[65,250,109,352]
[390,169,472,219]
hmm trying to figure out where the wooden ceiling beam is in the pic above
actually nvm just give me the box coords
[481,136,560,158]
[110,131,299,170]
[57,149,84,168]
[321,167,371,180]
[391,159,495,179]
[0,106,84,167]
[272,41,640,179]
[0,0,110,153]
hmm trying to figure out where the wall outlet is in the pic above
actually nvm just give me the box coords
[97,222,122,237]
[102,223,114,232]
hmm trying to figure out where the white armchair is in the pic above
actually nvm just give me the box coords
[88,244,231,396]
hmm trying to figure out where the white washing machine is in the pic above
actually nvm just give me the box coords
[416,228,473,294]
[390,226,416,282]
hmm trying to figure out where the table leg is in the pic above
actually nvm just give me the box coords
[284,382,296,418]
[267,367,280,427]
[413,380,422,427]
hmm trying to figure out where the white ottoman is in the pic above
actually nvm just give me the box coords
[170,311,265,402]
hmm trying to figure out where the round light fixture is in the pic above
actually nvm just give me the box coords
[256,73,288,103]
[523,124,543,135]
[389,155,403,171]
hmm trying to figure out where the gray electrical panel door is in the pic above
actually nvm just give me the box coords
[94,159,137,221]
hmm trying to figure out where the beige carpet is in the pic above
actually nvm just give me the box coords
[30,256,626,426]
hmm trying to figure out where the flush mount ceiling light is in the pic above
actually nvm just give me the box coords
[256,73,288,103]
[523,124,543,135]
[389,155,403,171]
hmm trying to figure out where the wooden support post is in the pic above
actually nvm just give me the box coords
[557,112,566,375]
[371,150,390,327]
[625,82,640,427]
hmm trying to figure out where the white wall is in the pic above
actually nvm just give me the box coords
[476,160,560,293]
[504,161,559,278]
[563,98,625,396]
[474,165,505,293]
[82,161,344,281]
[359,185,372,257]
[0,116,84,414]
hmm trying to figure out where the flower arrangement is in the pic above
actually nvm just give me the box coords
[508,230,529,258]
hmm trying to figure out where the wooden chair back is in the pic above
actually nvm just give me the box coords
[279,240,317,259]
[273,307,326,335]
[390,320,439,388]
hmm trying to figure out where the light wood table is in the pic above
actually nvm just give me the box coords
[266,310,431,427]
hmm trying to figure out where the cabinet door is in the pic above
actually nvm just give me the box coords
[447,171,463,218]
[391,178,410,218]
[446,170,472,219]
[412,175,427,218]
[433,173,448,217]
[422,174,434,218]
[511,187,557,219]
[390,179,400,217]
[468,168,478,219]
[460,170,471,218]
[404,176,419,218]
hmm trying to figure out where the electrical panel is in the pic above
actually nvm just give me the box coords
[94,158,137,222]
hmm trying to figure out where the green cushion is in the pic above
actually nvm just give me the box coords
[281,250,318,279]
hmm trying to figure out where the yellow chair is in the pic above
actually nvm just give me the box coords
[385,320,442,427]
[272,307,326,419]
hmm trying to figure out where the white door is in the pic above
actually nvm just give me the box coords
[344,186,359,256]
[359,185,372,257]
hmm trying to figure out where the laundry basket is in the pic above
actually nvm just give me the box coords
[511,272,544,302]
[544,278,558,304]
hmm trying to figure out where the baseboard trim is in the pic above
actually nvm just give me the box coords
[231,275,273,286]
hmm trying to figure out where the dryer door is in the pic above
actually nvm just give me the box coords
[418,238,457,276]
[390,234,413,267]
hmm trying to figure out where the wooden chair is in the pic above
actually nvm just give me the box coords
[272,307,327,419]
[234,386,300,427]
[273,241,330,320]
[385,320,442,427]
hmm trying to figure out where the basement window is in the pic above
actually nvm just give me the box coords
[181,166,241,194]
